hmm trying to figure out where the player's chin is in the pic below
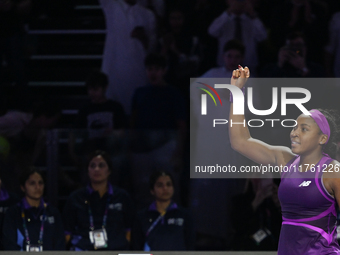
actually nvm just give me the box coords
[291,147,299,154]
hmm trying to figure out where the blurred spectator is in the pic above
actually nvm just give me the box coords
[231,178,281,251]
[270,0,328,64]
[190,56,250,249]
[208,0,267,73]
[99,0,157,114]
[0,100,60,165]
[190,0,224,74]
[325,12,340,77]
[161,8,201,94]
[62,150,134,251]
[0,109,32,138]
[138,0,165,18]
[19,101,61,164]
[326,0,340,15]
[0,100,60,194]
[2,168,65,250]
[201,39,245,78]
[0,0,31,87]
[163,0,192,17]
[71,71,128,187]
[74,71,127,140]
[191,42,248,249]
[131,53,186,143]
[248,0,284,28]
[0,92,32,139]
[131,171,194,251]
[261,32,325,77]
[0,176,19,250]
[130,53,186,209]
[189,179,246,250]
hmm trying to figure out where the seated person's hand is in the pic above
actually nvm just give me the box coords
[278,47,291,68]
[287,51,306,71]
[278,46,306,71]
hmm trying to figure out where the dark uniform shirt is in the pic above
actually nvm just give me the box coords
[62,184,133,251]
[231,181,282,251]
[75,100,127,132]
[0,188,19,250]
[132,202,195,251]
[2,198,65,250]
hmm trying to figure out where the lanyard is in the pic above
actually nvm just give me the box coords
[87,194,111,231]
[146,202,174,237]
[21,202,47,245]
[145,211,166,237]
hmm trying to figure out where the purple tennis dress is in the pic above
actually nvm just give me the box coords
[278,155,340,254]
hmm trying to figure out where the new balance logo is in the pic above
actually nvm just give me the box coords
[299,181,311,187]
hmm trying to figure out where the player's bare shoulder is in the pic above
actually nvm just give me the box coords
[322,160,340,198]
[323,160,340,178]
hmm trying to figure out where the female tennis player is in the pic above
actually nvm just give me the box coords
[229,65,340,254]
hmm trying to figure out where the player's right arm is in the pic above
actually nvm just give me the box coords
[229,66,295,167]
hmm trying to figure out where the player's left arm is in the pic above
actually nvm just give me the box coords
[323,160,340,206]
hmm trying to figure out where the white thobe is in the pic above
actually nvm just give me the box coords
[99,0,156,114]
[208,12,267,71]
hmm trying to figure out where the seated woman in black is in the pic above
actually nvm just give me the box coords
[2,168,65,251]
[231,178,282,251]
[0,177,19,250]
[132,171,195,251]
[62,150,133,250]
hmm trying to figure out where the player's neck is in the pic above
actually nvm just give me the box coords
[299,152,323,171]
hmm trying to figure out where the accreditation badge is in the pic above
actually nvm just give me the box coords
[26,245,43,252]
[251,228,269,244]
[144,242,151,251]
[89,228,108,249]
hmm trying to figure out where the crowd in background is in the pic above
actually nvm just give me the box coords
[1,0,340,251]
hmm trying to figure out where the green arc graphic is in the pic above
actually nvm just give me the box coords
[198,87,217,106]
